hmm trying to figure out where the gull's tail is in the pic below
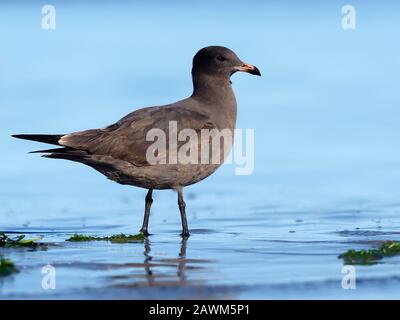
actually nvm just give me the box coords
[12,134,87,160]
[12,133,111,175]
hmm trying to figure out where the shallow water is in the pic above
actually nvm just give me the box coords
[1,1,400,299]
[2,204,400,299]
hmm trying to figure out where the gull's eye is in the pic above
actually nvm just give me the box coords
[216,55,225,62]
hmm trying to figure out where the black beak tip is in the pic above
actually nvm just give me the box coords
[253,67,261,76]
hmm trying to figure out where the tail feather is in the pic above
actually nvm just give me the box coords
[12,134,64,146]
[13,135,108,172]
[43,153,85,160]
[30,147,77,154]
[14,140,115,179]
[42,148,89,161]
[43,150,93,166]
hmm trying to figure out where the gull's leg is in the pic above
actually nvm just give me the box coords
[140,189,153,236]
[177,188,190,236]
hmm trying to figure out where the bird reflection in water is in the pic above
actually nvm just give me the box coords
[110,235,209,289]
[142,236,189,287]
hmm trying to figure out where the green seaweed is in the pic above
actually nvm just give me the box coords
[339,249,382,265]
[107,233,145,243]
[339,241,400,265]
[66,232,145,243]
[379,241,400,256]
[0,256,17,276]
[0,232,43,248]
[66,234,99,242]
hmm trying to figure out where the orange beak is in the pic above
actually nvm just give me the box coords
[236,63,261,76]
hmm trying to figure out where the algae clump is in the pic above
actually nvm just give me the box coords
[339,241,400,265]
[0,257,17,276]
[379,241,400,256]
[0,233,43,248]
[66,232,145,243]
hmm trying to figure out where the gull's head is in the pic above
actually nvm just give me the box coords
[192,46,261,80]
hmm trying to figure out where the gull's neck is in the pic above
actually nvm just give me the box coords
[191,71,235,104]
[190,70,237,129]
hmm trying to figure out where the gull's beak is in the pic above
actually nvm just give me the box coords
[235,63,261,76]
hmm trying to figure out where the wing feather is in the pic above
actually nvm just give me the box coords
[59,105,215,166]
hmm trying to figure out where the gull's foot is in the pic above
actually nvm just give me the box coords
[140,228,150,237]
[181,231,190,237]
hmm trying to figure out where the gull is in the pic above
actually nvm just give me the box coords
[13,46,260,236]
